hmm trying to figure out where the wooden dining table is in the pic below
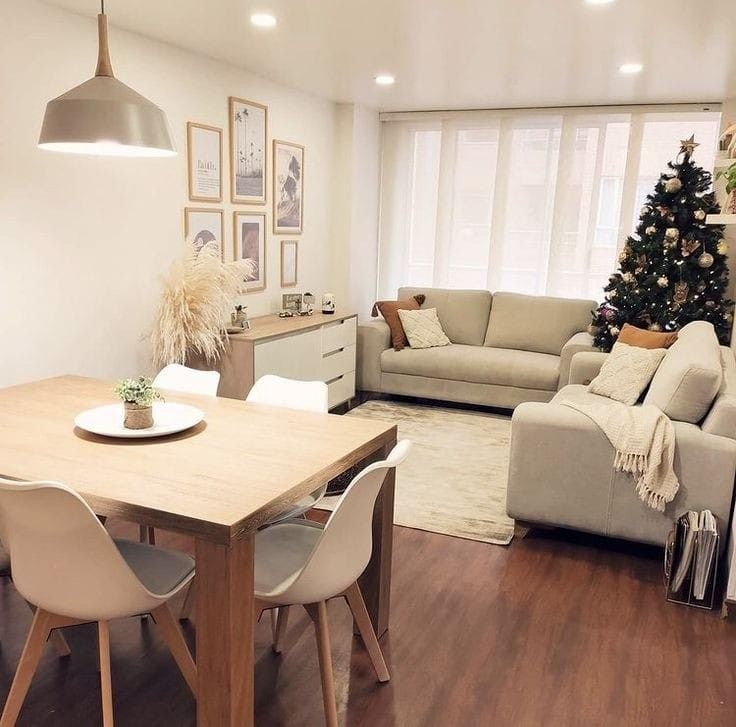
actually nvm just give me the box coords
[0,375,398,726]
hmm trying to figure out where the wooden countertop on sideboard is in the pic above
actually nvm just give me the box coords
[228,310,357,344]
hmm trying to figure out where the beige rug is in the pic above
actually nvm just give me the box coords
[322,400,515,545]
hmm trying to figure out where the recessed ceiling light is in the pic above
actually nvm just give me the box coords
[250,13,276,27]
[375,74,395,86]
[619,62,643,74]
[585,0,615,5]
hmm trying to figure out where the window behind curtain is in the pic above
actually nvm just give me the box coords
[378,107,720,301]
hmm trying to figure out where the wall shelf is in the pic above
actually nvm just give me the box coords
[706,214,736,225]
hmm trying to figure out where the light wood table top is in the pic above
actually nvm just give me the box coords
[0,375,395,544]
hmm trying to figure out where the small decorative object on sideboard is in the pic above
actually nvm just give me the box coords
[300,292,315,316]
[322,292,336,314]
[230,304,250,331]
[716,161,736,214]
[114,377,162,430]
[282,292,303,314]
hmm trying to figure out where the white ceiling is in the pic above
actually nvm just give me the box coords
[43,0,736,111]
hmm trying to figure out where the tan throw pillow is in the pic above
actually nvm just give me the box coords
[371,295,426,351]
[397,308,451,349]
[589,342,667,405]
[617,323,678,350]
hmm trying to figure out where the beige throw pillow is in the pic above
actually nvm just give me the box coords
[397,308,451,349]
[589,342,666,405]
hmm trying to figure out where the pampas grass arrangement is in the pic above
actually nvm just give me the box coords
[151,243,256,367]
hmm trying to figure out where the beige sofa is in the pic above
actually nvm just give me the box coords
[507,322,736,547]
[357,287,597,409]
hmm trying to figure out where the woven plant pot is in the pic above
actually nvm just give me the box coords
[123,402,153,430]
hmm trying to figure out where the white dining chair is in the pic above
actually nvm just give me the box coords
[253,440,411,727]
[0,478,197,727]
[180,374,330,622]
[141,364,221,545]
[247,375,330,524]
[153,363,220,397]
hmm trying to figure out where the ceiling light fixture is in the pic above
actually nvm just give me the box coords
[585,0,615,6]
[619,62,643,74]
[375,74,395,86]
[250,13,277,27]
[38,0,176,157]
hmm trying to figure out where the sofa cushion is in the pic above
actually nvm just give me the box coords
[381,344,560,391]
[372,294,426,351]
[397,308,451,349]
[588,342,666,405]
[484,292,596,356]
[398,287,492,346]
[617,322,678,349]
[643,321,722,423]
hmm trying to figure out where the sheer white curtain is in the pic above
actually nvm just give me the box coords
[377,106,721,301]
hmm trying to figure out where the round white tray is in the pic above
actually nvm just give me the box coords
[74,402,204,439]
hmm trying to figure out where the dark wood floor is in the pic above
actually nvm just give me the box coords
[1,519,735,727]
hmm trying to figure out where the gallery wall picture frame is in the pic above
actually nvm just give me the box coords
[273,139,304,234]
[280,240,298,287]
[187,122,223,202]
[184,207,224,260]
[233,211,266,292]
[282,292,303,313]
[229,97,268,205]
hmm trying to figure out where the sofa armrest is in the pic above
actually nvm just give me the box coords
[569,351,609,386]
[702,393,736,441]
[558,331,598,388]
[357,320,391,392]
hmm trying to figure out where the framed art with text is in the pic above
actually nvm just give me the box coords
[187,122,223,202]
[233,211,266,292]
[229,97,268,205]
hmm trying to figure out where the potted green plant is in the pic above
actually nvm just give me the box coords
[716,162,736,214]
[114,377,162,429]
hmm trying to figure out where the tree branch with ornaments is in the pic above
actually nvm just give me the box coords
[590,136,734,352]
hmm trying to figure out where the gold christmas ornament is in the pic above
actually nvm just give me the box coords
[664,177,682,193]
[681,238,700,257]
[698,252,714,268]
[694,209,706,221]
[665,227,680,241]
[645,225,656,236]
[673,281,689,308]
[649,323,663,332]
[718,240,728,255]
[679,135,699,156]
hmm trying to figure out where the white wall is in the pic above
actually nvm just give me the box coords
[333,103,381,320]
[0,0,340,386]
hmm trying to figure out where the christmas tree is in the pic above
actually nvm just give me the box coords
[591,136,734,351]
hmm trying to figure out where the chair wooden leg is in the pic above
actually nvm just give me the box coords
[138,526,156,545]
[151,604,197,696]
[272,606,290,654]
[25,601,70,657]
[305,602,338,727]
[97,622,114,727]
[180,578,196,622]
[0,608,53,727]
[344,582,390,682]
[270,608,278,641]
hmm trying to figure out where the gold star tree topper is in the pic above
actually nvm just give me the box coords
[679,134,699,157]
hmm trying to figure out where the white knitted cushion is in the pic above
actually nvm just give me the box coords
[588,342,666,405]
[397,308,451,349]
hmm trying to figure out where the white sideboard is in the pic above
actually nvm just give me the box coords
[189,311,357,409]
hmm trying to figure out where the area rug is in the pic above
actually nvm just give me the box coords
[321,400,515,545]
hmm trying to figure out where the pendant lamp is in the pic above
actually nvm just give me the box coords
[38,1,176,157]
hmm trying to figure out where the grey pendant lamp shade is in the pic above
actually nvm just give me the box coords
[38,9,176,157]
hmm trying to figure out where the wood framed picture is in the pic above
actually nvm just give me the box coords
[233,211,266,292]
[282,293,303,313]
[280,240,298,287]
[273,140,304,233]
[187,122,223,202]
[229,97,268,205]
[184,207,224,260]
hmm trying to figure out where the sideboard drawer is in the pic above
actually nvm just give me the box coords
[321,345,356,381]
[321,316,357,355]
[327,370,356,409]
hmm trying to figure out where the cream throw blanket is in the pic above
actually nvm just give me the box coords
[563,398,679,511]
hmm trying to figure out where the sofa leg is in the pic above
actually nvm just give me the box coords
[514,520,555,539]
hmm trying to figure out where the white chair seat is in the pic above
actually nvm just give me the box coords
[114,540,195,596]
[254,520,323,600]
